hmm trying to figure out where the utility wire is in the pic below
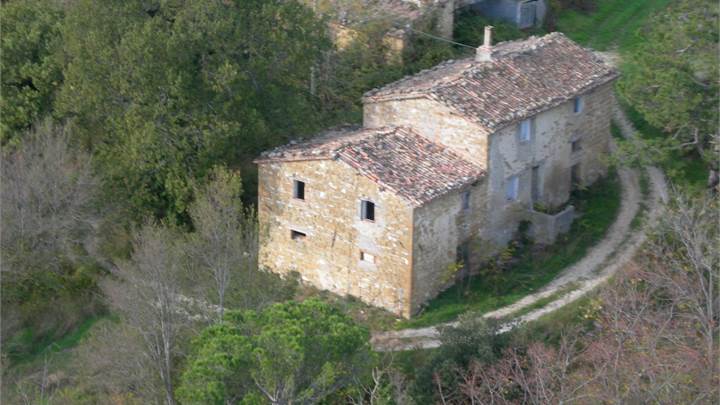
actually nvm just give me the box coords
[404,25,477,49]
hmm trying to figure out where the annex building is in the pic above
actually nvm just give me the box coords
[255,29,619,317]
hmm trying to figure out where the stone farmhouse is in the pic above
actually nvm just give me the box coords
[302,0,456,59]
[255,29,619,317]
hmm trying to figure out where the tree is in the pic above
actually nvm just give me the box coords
[1,121,98,275]
[1,121,102,357]
[0,0,64,145]
[72,320,155,403]
[618,0,719,176]
[177,299,372,404]
[57,0,330,222]
[186,166,258,319]
[640,191,718,387]
[104,224,194,405]
[436,334,589,405]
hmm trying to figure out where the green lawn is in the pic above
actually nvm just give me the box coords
[555,0,673,51]
[398,171,622,329]
[5,315,110,368]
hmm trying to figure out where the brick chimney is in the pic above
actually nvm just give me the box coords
[475,26,494,62]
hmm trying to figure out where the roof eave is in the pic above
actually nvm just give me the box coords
[253,156,333,165]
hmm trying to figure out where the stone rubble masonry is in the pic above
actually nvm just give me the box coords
[364,97,490,168]
[484,81,614,246]
[258,159,416,317]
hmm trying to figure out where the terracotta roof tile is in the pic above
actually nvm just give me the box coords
[255,126,485,206]
[363,32,619,130]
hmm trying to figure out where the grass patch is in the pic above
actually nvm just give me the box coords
[554,0,673,51]
[397,171,622,329]
[6,315,111,368]
[610,120,624,140]
[504,282,581,320]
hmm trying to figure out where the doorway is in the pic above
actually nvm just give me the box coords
[531,165,541,204]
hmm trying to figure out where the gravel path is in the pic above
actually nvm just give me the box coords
[371,103,668,351]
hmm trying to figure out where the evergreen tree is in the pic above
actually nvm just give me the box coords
[0,0,64,145]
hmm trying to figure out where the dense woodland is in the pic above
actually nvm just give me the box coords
[1,0,718,404]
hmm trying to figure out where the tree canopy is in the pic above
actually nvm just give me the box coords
[618,0,719,168]
[0,0,64,145]
[57,0,330,222]
[177,299,371,404]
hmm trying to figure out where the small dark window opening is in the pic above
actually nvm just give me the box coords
[461,190,471,210]
[293,180,305,200]
[360,251,375,263]
[361,200,375,221]
[571,139,581,152]
[291,229,306,240]
[573,97,583,113]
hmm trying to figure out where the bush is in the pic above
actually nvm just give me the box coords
[178,299,372,404]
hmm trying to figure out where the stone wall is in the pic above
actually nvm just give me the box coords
[529,205,575,245]
[257,159,415,317]
[363,97,490,168]
[484,82,614,246]
[410,179,490,311]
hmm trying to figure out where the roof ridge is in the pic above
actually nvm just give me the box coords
[363,31,619,130]
[334,126,485,206]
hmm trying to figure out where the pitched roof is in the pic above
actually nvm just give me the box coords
[255,126,485,206]
[300,0,441,27]
[363,32,619,131]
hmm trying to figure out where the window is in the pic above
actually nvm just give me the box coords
[461,190,471,210]
[571,138,582,152]
[290,229,306,240]
[518,119,532,142]
[361,200,375,221]
[573,96,584,113]
[293,180,305,200]
[505,175,519,201]
[360,251,375,263]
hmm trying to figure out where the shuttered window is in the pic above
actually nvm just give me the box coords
[293,180,305,200]
[506,176,520,201]
[361,200,375,221]
[518,119,532,142]
[573,96,584,113]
